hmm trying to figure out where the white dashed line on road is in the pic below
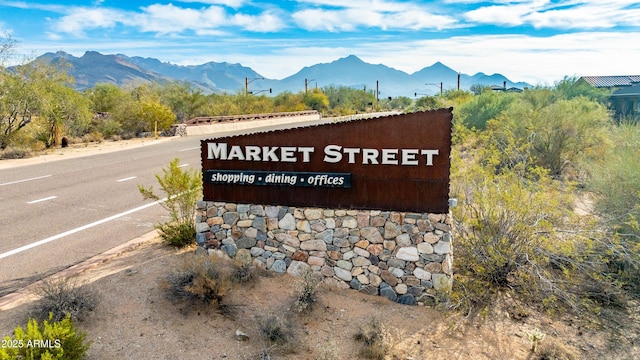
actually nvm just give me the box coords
[0,175,52,187]
[26,196,58,204]
[117,176,138,182]
[0,198,167,259]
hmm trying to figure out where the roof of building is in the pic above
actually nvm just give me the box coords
[610,83,640,97]
[580,75,640,88]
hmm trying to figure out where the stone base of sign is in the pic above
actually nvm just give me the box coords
[195,201,453,306]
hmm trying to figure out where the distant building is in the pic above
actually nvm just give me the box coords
[490,81,523,93]
[578,75,640,120]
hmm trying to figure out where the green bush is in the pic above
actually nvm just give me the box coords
[156,221,196,248]
[139,157,202,247]
[0,314,91,360]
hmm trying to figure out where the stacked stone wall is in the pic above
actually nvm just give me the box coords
[195,201,453,305]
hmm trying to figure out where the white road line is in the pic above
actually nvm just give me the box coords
[0,198,167,260]
[0,174,52,187]
[117,176,137,182]
[179,146,200,152]
[27,196,58,204]
[178,164,189,168]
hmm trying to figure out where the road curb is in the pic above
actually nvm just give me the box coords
[0,230,162,312]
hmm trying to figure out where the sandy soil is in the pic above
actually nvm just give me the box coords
[1,139,639,360]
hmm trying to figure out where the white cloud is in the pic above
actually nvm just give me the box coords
[292,2,458,32]
[231,11,286,32]
[464,0,640,29]
[53,8,123,34]
[178,0,248,8]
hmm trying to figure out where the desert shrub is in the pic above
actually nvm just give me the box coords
[450,120,630,320]
[258,312,296,346]
[354,318,388,360]
[156,221,196,248]
[31,278,97,322]
[139,157,202,247]
[535,337,579,360]
[292,269,322,313]
[163,253,231,310]
[229,260,257,284]
[0,146,30,159]
[0,314,91,360]
[315,338,340,360]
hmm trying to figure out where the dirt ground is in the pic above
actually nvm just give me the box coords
[0,234,637,360]
[1,139,639,359]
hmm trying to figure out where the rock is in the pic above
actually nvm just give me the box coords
[397,294,417,306]
[308,256,325,267]
[243,227,258,238]
[287,260,310,276]
[236,237,257,249]
[425,261,442,273]
[350,278,362,289]
[304,208,323,220]
[396,247,419,261]
[275,233,300,248]
[433,241,451,255]
[395,283,408,295]
[291,250,308,262]
[359,285,379,296]
[237,219,253,227]
[369,273,383,287]
[195,222,211,233]
[423,233,439,244]
[270,259,287,274]
[196,233,206,245]
[336,260,353,271]
[296,220,311,233]
[278,213,296,230]
[235,329,249,341]
[247,205,263,216]
[383,221,402,239]
[300,239,327,251]
[342,216,358,228]
[315,230,334,244]
[265,206,280,218]
[380,270,399,287]
[252,217,266,232]
[395,234,412,247]
[417,242,434,254]
[334,266,353,281]
[221,244,237,257]
[413,267,431,281]
[380,283,397,302]
[352,256,371,267]
[360,227,384,243]
[223,212,239,226]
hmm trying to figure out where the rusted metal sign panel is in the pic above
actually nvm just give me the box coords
[201,109,452,213]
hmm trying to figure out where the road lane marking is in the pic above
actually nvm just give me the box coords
[117,176,137,182]
[27,196,58,204]
[0,197,168,260]
[178,164,189,168]
[0,175,52,187]
[179,146,200,152]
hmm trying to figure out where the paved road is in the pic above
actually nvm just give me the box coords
[0,135,211,295]
[0,114,391,296]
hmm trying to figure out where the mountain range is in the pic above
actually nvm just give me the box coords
[33,51,532,98]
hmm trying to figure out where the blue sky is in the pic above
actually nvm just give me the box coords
[1,0,639,85]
